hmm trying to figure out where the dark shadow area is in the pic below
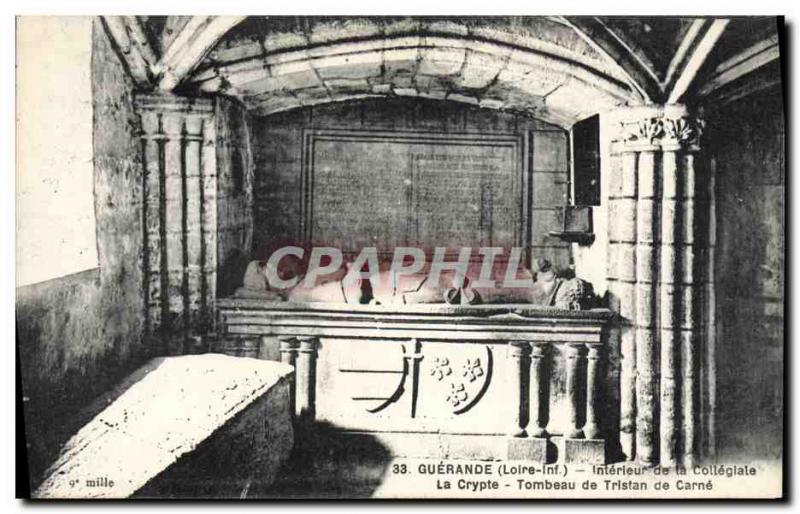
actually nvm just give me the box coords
[257,421,392,499]
[15,344,31,499]
[217,249,251,298]
[545,439,558,464]
[16,268,158,494]
[705,77,785,464]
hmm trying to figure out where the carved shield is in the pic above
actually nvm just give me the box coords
[419,343,493,417]
[336,341,409,414]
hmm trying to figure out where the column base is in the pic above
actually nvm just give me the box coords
[507,437,547,462]
[557,437,606,464]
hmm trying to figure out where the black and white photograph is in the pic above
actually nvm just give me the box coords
[12,12,787,500]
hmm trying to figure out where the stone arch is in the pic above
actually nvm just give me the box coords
[184,32,640,127]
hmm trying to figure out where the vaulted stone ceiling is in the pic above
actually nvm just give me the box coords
[187,17,639,127]
[105,16,782,127]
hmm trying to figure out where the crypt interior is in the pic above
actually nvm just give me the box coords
[16,16,784,497]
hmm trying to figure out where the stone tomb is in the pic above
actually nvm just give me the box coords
[34,354,294,499]
[215,300,611,464]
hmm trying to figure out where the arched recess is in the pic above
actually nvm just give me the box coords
[181,31,641,128]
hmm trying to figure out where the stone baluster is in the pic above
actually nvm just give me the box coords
[278,337,319,421]
[295,337,319,421]
[279,337,298,415]
[507,342,531,437]
[584,344,602,439]
[529,342,549,438]
[565,343,586,439]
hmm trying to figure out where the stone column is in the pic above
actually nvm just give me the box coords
[680,151,700,466]
[199,109,219,332]
[295,337,319,421]
[584,344,602,439]
[608,149,639,461]
[140,112,165,333]
[529,342,549,438]
[610,105,705,467]
[508,342,532,437]
[564,343,586,439]
[279,337,298,415]
[184,116,205,326]
[136,94,218,343]
[635,147,659,467]
[659,145,681,466]
[162,112,185,331]
[701,155,717,461]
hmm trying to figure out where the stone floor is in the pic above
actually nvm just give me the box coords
[257,423,392,499]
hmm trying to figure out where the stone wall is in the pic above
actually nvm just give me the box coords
[215,98,255,297]
[17,18,147,488]
[707,85,784,462]
[249,97,571,272]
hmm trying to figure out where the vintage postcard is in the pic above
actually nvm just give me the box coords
[15,15,785,499]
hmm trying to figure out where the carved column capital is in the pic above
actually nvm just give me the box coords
[612,105,704,153]
[296,336,320,354]
[134,92,215,116]
[279,336,300,355]
[508,341,533,358]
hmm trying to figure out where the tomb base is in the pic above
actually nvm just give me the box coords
[506,437,548,462]
[557,437,606,464]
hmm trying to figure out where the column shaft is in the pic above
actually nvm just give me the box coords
[162,114,186,331]
[295,337,319,421]
[565,343,586,439]
[703,156,718,459]
[184,116,205,329]
[279,337,298,415]
[660,149,681,466]
[140,111,165,334]
[614,151,639,460]
[681,153,700,465]
[200,118,218,332]
[635,150,659,466]
[585,344,602,439]
[508,342,532,437]
[530,342,549,438]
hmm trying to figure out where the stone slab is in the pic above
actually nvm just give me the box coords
[506,437,548,462]
[34,354,294,499]
[558,437,606,464]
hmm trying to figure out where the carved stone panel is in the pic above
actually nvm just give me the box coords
[303,130,524,258]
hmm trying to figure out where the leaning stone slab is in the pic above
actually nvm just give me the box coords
[34,354,294,499]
